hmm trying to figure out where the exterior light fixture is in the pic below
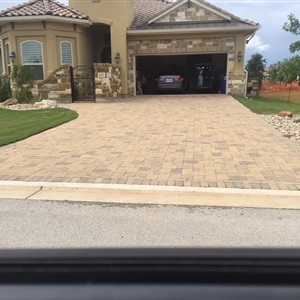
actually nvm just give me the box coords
[9,51,16,63]
[115,52,120,64]
[237,51,243,62]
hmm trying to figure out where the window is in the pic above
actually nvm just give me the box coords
[60,41,73,65]
[5,42,11,75]
[21,41,44,80]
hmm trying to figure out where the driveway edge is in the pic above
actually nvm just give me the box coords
[0,181,300,209]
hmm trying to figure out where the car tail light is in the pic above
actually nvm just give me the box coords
[175,77,183,82]
[155,77,165,82]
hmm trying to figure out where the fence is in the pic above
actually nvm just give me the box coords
[260,79,300,103]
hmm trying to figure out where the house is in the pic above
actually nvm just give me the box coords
[0,0,260,101]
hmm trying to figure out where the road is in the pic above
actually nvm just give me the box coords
[0,198,299,248]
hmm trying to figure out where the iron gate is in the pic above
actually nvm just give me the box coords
[70,65,95,102]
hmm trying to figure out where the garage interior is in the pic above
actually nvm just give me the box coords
[136,53,227,95]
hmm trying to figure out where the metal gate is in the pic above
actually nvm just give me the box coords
[70,65,95,102]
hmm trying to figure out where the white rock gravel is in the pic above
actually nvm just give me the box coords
[260,114,300,145]
[2,102,66,111]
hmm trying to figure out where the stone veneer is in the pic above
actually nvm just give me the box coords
[157,2,225,23]
[36,65,72,103]
[128,37,246,96]
[94,63,122,99]
[35,63,122,102]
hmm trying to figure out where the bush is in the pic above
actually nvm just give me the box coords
[0,75,12,102]
[12,65,35,103]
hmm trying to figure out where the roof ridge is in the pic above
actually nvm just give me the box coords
[197,0,259,26]
[43,0,52,15]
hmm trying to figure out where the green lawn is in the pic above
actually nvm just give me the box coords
[0,107,78,147]
[234,96,300,114]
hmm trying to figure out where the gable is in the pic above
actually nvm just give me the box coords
[150,0,231,24]
[129,0,259,33]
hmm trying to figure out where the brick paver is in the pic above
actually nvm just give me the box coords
[1,95,300,190]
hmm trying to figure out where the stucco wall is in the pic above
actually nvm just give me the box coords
[127,35,246,96]
[0,21,84,77]
[69,0,134,95]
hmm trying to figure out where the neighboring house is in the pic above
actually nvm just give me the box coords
[0,0,260,100]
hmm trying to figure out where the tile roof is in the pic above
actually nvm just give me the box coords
[130,0,259,30]
[0,0,89,20]
[130,0,174,29]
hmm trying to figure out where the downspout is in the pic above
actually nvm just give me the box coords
[244,33,255,98]
[244,69,248,98]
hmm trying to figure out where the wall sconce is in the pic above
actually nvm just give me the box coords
[237,51,243,62]
[115,52,120,64]
[9,51,16,63]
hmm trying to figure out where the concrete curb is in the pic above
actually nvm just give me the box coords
[0,181,300,209]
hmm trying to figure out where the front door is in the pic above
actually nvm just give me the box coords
[71,65,95,102]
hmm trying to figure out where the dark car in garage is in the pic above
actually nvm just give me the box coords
[155,74,184,93]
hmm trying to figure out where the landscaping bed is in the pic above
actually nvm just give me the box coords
[234,96,300,145]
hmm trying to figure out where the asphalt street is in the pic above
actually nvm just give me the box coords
[0,198,299,248]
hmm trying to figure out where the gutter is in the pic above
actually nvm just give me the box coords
[127,25,260,36]
[0,15,92,27]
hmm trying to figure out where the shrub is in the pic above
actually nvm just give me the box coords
[0,75,12,102]
[11,65,35,103]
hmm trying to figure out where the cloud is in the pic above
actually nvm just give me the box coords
[247,36,271,52]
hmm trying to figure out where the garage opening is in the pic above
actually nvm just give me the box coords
[135,54,227,95]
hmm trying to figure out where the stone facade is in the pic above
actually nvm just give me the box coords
[37,65,72,103]
[247,78,260,97]
[128,36,246,95]
[35,63,122,102]
[156,2,225,23]
[94,63,122,99]
[227,71,247,96]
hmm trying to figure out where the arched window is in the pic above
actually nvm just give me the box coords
[21,41,44,80]
[60,41,73,65]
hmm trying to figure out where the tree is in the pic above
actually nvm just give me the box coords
[283,14,300,53]
[245,53,267,80]
[268,56,300,101]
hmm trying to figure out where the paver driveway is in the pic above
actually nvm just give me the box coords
[1,95,300,190]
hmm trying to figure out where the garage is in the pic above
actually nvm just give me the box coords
[136,53,227,95]
[127,0,260,97]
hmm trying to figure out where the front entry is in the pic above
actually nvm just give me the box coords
[71,65,95,102]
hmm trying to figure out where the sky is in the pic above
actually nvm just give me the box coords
[0,0,299,66]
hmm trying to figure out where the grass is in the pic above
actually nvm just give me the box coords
[0,107,78,147]
[234,96,300,114]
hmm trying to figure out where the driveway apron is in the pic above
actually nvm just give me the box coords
[1,95,300,190]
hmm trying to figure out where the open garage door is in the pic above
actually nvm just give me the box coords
[136,54,227,95]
